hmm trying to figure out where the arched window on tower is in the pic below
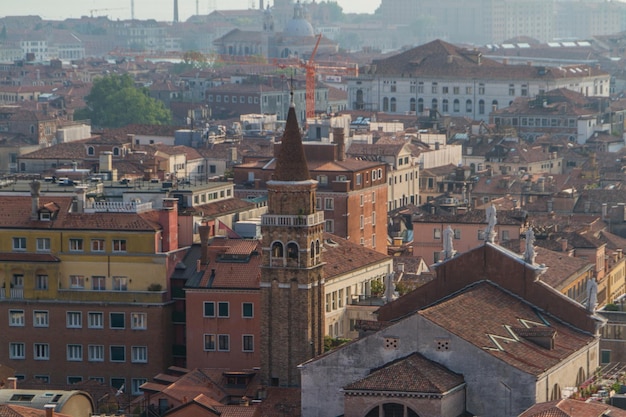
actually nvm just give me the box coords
[271,242,283,257]
[310,241,315,260]
[287,242,299,260]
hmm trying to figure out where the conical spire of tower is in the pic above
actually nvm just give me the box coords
[273,100,310,181]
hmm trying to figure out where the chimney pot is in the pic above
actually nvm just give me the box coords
[44,404,55,417]
[8,377,17,389]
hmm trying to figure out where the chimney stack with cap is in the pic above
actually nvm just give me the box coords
[44,404,55,417]
[332,127,346,161]
[30,180,41,220]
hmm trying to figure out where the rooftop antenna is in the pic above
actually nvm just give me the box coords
[131,0,135,20]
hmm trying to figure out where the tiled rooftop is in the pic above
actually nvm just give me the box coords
[344,352,464,393]
[420,281,595,375]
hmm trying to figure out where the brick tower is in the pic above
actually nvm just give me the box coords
[260,98,325,387]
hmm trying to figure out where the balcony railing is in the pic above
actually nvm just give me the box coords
[85,201,153,213]
[261,212,324,227]
[0,288,24,300]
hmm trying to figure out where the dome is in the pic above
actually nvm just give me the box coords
[283,1,314,37]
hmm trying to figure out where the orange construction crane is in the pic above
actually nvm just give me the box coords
[301,34,322,122]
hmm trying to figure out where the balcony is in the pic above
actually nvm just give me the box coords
[0,288,24,300]
[57,289,167,303]
[261,212,324,227]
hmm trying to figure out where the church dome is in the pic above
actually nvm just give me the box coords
[283,1,315,37]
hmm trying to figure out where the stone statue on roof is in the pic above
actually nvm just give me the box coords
[523,227,536,265]
[484,203,497,243]
[442,225,456,260]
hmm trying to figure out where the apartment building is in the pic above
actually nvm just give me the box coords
[347,39,610,122]
[233,130,388,253]
[0,182,184,393]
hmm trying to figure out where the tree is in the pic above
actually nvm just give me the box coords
[75,74,171,128]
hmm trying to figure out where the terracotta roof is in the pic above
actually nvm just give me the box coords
[322,233,391,281]
[519,398,626,417]
[420,281,595,375]
[0,196,161,232]
[190,239,262,289]
[272,103,310,181]
[533,247,593,289]
[253,387,300,417]
[344,352,464,394]
[192,198,256,218]
[0,405,72,417]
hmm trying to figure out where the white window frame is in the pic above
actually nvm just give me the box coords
[88,345,104,362]
[112,239,127,253]
[131,346,148,363]
[34,343,50,360]
[67,344,83,361]
[12,237,26,251]
[9,342,25,359]
[36,237,50,252]
[33,310,49,327]
[324,198,334,210]
[204,334,216,351]
[69,238,83,252]
[242,335,254,352]
[88,312,104,329]
[66,311,82,328]
[70,275,84,289]
[112,276,128,291]
[131,312,147,330]
[9,310,24,327]
[132,378,147,395]
[218,334,230,351]
[91,239,105,252]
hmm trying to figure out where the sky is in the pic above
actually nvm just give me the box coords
[1,0,380,22]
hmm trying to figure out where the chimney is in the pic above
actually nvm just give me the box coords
[30,180,41,220]
[159,198,179,252]
[8,377,17,389]
[75,187,86,213]
[332,127,346,161]
[44,405,55,417]
[174,0,179,22]
[229,147,238,162]
[99,151,113,172]
[128,134,135,149]
[561,238,568,252]
[198,225,211,266]
[602,203,607,220]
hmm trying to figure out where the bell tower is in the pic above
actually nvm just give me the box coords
[260,98,325,387]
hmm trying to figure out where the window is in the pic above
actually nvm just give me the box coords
[453,86,460,94]
[479,99,485,115]
[315,197,322,210]
[9,310,24,326]
[454,229,461,239]
[88,312,103,329]
[112,276,127,291]
[204,302,215,317]
[110,312,125,329]
[356,173,362,185]
[478,230,485,240]
[131,312,146,329]
[434,228,441,239]
[243,335,254,352]
[442,99,449,112]
[478,83,485,94]
[466,99,472,113]
[509,84,515,96]
[92,276,105,291]
[204,334,216,351]
[91,239,105,252]
[466,86,472,94]
[69,238,83,252]
[36,238,50,252]
[67,312,82,328]
[12,237,26,251]
[453,99,460,112]
[242,303,253,318]
[502,230,510,241]
[132,379,147,395]
[111,378,125,392]
[67,344,83,361]
[218,334,230,351]
[88,345,104,362]
[325,219,334,233]
[70,275,84,289]
[131,346,148,363]
[360,194,364,206]
[112,239,127,252]
[432,82,438,94]
[360,215,364,230]
[218,302,229,317]
[10,343,25,359]
[34,343,50,360]
[33,311,48,327]
[67,376,83,384]
[110,346,125,362]
[36,275,48,290]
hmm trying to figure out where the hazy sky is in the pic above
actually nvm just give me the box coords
[1,0,380,21]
